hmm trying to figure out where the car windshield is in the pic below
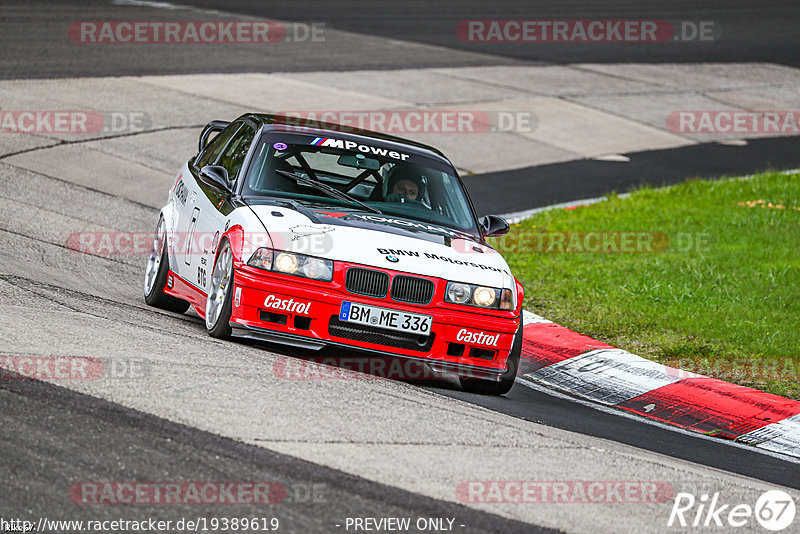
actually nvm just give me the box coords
[241,132,478,233]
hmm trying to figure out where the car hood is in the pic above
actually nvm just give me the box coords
[242,201,513,288]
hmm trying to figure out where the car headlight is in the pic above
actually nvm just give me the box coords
[472,286,496,307]
[445,282,472,304]
[445,282,514,310]
[247,248,273,271]
[274,252,299,273]
[247,248,333,282]
[301,257,333,281]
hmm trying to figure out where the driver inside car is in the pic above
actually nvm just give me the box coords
[384,163,427,203]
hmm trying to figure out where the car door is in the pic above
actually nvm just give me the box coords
[175,122,241,286]
[187,121,257,295]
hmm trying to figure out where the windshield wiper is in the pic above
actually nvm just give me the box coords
[275,169,382,214]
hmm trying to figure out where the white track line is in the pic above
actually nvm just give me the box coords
[498,195,628,224]
[112,0,186,9]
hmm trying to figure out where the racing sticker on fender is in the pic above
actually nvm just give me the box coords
[310,137,410,161]
[174,180,189,205]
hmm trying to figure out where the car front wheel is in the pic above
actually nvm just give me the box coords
[205,239,234,339]
[459,314,522,396]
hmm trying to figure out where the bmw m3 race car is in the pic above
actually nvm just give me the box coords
[144,114,523,394]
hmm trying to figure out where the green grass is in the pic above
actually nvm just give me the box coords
[492,170,800,399]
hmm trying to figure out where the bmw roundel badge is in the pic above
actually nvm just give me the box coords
[386,255,399,263]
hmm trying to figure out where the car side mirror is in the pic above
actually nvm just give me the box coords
[199,165,231,192]
[481,215,510,237]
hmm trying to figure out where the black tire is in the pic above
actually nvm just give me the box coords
[205,240,233,339]
[144,218,190,314]
[460,314,522,396]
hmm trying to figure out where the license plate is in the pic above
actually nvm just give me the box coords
[339,301,432,335]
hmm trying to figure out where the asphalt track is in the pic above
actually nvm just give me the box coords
[6,0,797,78]
[5,0,800,213]
[4,1,800,76]
[1,1,799,532]
[0,377,547,534]
[183,0,800,67]
[432,381,800,491]
[466,135,800,216]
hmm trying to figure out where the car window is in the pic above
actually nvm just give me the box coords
[242,133,479,234]
[290,151,363,178]
[217,123,256,180]
[195,122,242,169]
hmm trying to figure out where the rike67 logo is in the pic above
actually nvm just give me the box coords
[668,490,796,531]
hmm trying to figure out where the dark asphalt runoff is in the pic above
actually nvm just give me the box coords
[465,135,800,216]
[427,382,800,491]
[3,1,799,78]
[185,0,800,67]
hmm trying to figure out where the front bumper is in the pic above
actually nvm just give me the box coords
[230,263,519,380]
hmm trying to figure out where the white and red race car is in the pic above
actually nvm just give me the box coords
[144,114,523,394]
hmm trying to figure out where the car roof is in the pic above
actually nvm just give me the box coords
[239,113,452,164]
